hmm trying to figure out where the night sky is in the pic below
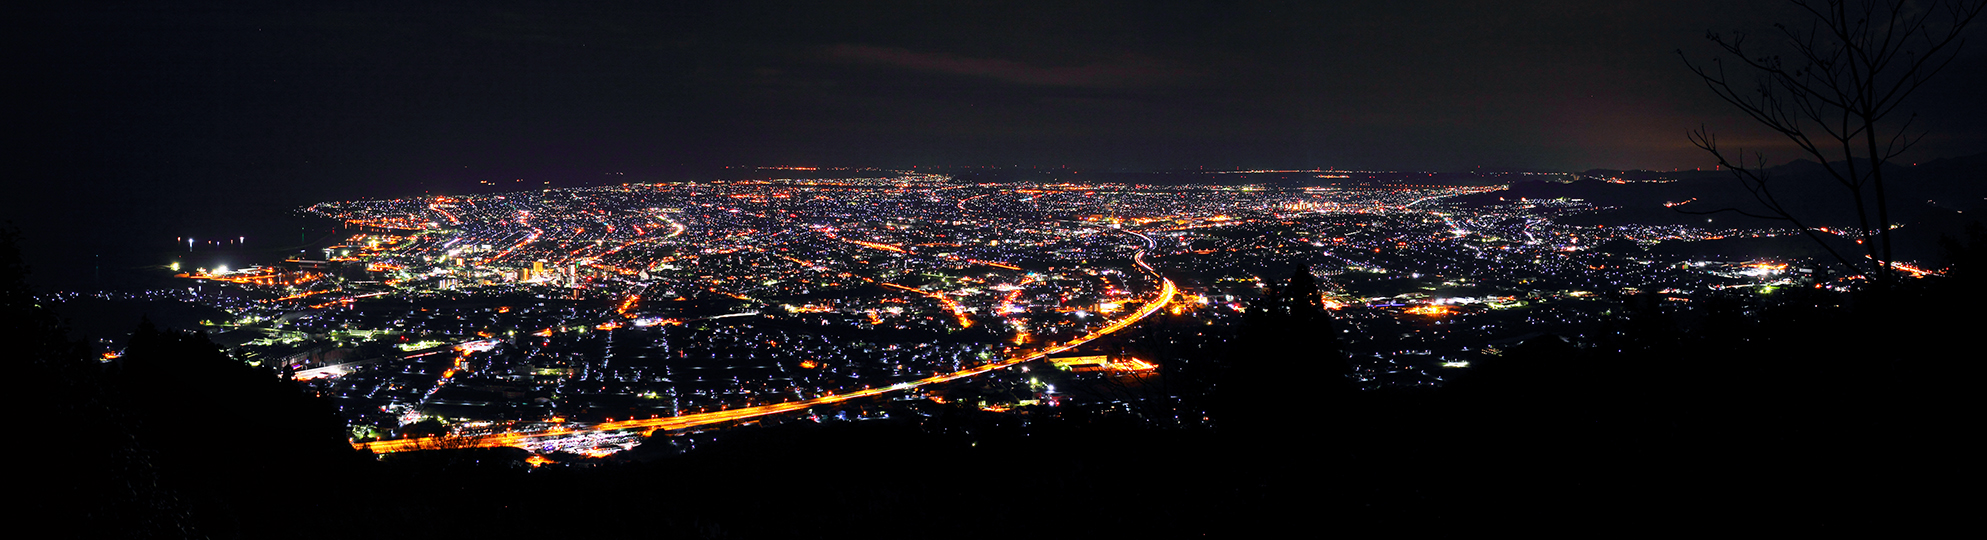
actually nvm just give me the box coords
[9,1,1987,285]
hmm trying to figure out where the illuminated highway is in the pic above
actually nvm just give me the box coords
[355,239,1177,454]
[141,173,1867,455]
[251,176,1801,451]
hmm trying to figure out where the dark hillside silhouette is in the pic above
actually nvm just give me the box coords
[7,225,197,537]
[12,221,1983,536]
[7,224,369,539]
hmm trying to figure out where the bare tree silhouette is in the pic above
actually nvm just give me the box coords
[1680,0,1985,289]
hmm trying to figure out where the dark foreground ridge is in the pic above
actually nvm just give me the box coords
[12,224,1984,538]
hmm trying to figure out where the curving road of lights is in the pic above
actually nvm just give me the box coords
[355,235,1177,455]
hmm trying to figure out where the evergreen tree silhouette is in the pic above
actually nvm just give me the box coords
[1224,266,1349,436]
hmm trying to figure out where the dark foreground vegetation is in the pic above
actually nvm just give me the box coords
[12,225,1983,538]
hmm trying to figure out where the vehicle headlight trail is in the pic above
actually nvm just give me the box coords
[355,243,1176,455]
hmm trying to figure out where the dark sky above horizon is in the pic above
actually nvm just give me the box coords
[7,0,1986,284]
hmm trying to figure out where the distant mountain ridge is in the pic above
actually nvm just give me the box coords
[1460,152,1987,263]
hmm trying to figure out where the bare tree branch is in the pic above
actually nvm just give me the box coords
[1680,0,1985,290]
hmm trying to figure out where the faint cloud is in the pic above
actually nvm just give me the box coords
[825,44,1185,89]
